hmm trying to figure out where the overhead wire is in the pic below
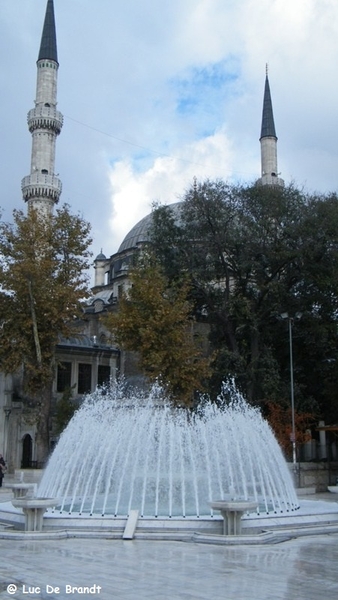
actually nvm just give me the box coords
[64,114,259,180]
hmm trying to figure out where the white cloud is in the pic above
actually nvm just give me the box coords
[1,0,338,264]
[108,129,233,249]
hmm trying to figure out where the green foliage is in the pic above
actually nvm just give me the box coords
[0,205,92,460]
[104,253,210,406]
[55,386,77,434]
[150,180,338,419]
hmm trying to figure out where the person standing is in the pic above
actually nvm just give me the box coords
[0,454,6,487]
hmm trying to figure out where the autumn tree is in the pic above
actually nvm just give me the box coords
[264,401,316,459]
[0,205,92,463]
[104,253,210,406]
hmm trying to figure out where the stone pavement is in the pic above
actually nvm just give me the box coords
[1,486,338,599]
[0,528,337,599]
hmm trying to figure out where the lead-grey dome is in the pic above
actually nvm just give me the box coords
[118,213,153,252]
[118,203,181,253]
[94,251,107,261]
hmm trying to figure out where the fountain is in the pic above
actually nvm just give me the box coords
[3,381,338,541]
[37,381,299,521]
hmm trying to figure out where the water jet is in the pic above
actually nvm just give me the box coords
[37,381,299,521]
[4,382,338,541]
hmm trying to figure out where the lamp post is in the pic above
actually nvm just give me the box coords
[280,312,302,472]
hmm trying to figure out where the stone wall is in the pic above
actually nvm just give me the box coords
[290,462,338,492]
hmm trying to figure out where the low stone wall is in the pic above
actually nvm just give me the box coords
[290,462,338,492]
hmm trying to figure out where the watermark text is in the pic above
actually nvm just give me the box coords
[7,583,102,595]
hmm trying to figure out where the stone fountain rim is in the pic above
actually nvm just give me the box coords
[11,497,59,510]
[210,500,259,511]
[1,498,338,544]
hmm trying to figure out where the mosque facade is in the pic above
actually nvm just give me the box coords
[0,0,282,470]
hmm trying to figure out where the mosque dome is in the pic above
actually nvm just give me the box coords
[118,202,182,253]
[118,213,153,253]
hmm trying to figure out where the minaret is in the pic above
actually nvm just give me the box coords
[21,0,63,214]
[256,67,284,187]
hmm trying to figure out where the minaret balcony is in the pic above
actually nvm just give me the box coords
[21,173,62,202]
[257,173,285,188]
[27,107,63,134]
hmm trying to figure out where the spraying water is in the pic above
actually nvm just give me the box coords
[38,381,299,518]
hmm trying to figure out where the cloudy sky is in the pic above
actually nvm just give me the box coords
[1,0,338,271]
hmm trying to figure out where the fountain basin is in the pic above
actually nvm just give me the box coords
[210,500,258,535]
[1,498,338,542]
[4,483,36,498]
[11,498,58,532]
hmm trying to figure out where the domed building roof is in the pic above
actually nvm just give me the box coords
[118,213,153,253]
[118,202,182,253]
[94,250,107,261]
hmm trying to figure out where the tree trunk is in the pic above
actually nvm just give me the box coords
[35,381,53,467]
[27,279,42,366]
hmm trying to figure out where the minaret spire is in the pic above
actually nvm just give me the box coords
[38,0,58,64]
[256,67,284,187]
[21,0,63,214]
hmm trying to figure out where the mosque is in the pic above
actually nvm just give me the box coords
[0,0,284,470]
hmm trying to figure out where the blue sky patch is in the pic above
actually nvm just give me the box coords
[173,58,240,118]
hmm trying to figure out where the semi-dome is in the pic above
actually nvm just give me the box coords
[118,202,181,253]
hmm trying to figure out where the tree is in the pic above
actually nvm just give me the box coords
[104,253,210,406]
[55,386,77,435]
[0,205,92,463]
[263,400,316,459]
[150,180,338,418]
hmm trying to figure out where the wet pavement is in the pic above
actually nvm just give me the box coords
[1,487,338,599]
[0,532,338,599]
